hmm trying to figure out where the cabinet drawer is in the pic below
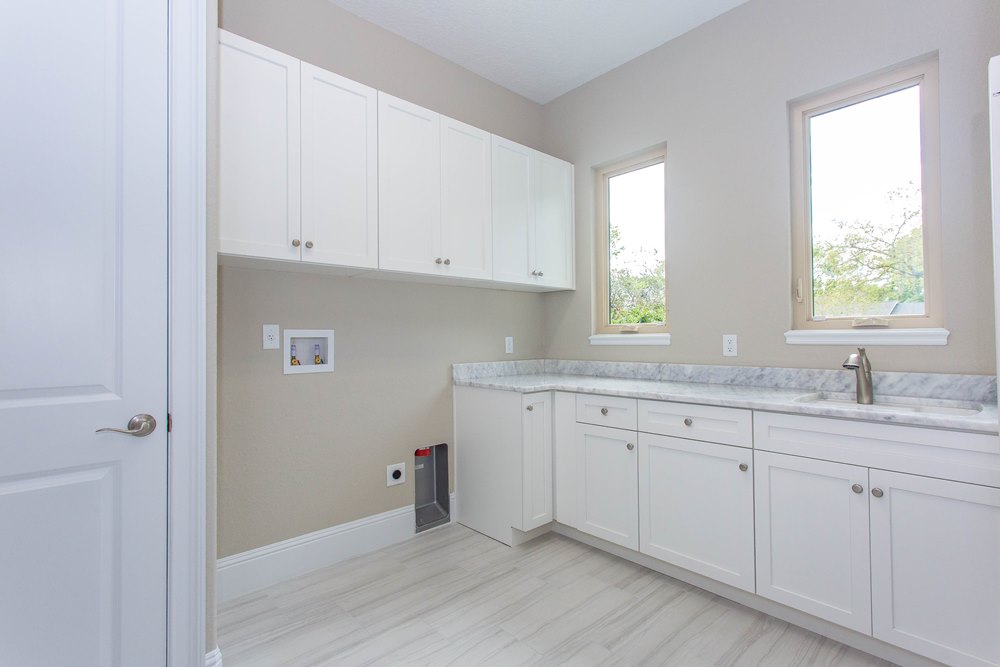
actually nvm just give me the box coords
[576,394,637,430]
[638,400,752,447]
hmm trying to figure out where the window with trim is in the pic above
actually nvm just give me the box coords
[790,56,941,331]
[595,149,667,334]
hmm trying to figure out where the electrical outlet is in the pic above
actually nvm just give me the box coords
[504,336,514,354]
[263,324,280,349]
[722,334,738,357]
[386,462,405,487]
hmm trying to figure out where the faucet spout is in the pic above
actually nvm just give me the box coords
[842,347,873,404]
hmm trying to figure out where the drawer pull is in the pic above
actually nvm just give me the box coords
[739,463,748,472]
[626,442,634,451]
[601,407,609,416]
[852,483,863,494]
[872,487,884,498]
[683,417,693,426]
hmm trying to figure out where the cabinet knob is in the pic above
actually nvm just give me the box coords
[526,405,534,412]
[871,487,884,498]
[531,270,538,276]
[444,258,451,265]
[435,257,443,264]
[600,407,609,416]
[683,417,693,427]
[537,271,544,277]
[852,483,864,494]
[739,463,748,472]
[292,239,301,248]
[626,442,634,451]
[305,240,313,249]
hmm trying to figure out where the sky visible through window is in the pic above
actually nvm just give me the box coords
[607,162,665,325]
[808,85,925,318]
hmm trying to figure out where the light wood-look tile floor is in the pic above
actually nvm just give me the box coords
[218,524,895,667]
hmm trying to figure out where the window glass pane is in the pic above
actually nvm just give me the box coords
[607,162,665,325]
[809,85,924,319]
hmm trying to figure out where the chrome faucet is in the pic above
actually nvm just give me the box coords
[842,347,874,405]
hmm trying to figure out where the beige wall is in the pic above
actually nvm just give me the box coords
[217,2,547,557]
[541,0,1000,374]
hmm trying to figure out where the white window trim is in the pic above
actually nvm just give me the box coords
[589,333,672,346]
[594,147,668,336]
[784,328,949,346]
[789,55,942,334]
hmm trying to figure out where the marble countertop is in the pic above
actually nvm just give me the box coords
[454,372,1000,433]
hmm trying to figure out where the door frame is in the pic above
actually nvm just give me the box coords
[168,0,208,664]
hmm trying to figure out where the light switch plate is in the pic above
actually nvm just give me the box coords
[263,324,280,349]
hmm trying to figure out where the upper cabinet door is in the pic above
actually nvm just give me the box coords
[754,451,872,634]
[533,153,575,289]
[300,62,378,269]
[492,136,534,284]
[219,31,301,261]
[870,470,1000,667]
[378,93,441,275]
[440,117,492,279]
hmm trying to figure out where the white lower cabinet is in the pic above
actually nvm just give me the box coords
[575,423,638,550]
[521,393,553,531]
[754,451,873,634]
[869,470,1000,667]
[639,433,755,592]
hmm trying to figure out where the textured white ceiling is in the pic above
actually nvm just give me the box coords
[328,0,749,104]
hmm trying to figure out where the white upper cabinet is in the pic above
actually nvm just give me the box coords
[300,62,378,268]
[377,93,442,275]
[441,117,493,279]
[219,31,301,261]
[492,136,575,289]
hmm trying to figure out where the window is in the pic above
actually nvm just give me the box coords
[790,57,941,331]
[595,149,667,335]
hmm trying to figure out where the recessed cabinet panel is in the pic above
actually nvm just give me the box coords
[492,136,534,284]
[521,393,553,531]
[638,400,752,448]
[870,470,1000,667]
[575,423,638,550]
[441,117,492,279]
[378,93,441,274]
[219,31,301,261]
[639,434,755,592]
[300,63,378,268]
[754,451,872,634]
[575,394,637,430]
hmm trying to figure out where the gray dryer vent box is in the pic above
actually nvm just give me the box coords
[414,443,449,533]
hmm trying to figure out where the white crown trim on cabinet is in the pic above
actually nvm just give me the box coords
[783,328,950,346]
[217,493,457,602]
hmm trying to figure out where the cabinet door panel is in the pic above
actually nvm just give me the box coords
[492,136,533,284]
[639,434,754,592]
[378,93,441,274]
[219,31,300,261]
[300,63,377,268]
[533,153,574,289]
[870,471,1000,667]
[441,117,492,279]
[754,451,872,634]
[576,424,638,550]
[521,393,552,531]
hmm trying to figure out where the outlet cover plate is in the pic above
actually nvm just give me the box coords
[505,336,514,354]
[386,462,405,487]
[723,334,738,357]
[263,324,280,349]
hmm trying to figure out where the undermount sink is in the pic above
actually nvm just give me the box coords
[794,392,984,416]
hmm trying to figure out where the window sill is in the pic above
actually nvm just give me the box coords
[784,328,950,346]
[589,333,672,346]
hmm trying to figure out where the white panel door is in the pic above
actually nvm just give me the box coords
[300,62,378,268]
[870,471,1000,667]
[378,92,441,274]
[754,451,871,634]
[639,434,755,592]
[533,153,575,289]
[492,136,534,284]
[0,1,168,664]
[219,30,301,261]
[521,393,552,531]
[576,424,638,550]
[441,116,492,279]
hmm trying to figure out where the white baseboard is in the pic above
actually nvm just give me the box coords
[217,493,457,603]
[205,646,223,667]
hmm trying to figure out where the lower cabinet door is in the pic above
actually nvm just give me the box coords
[639,433,755,592]
[870,470,1000,667]
[754,451,872,634]
[575,423,638,550]
[520,393,552,531]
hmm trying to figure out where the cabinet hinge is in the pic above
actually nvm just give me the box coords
[167,413,172,433]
